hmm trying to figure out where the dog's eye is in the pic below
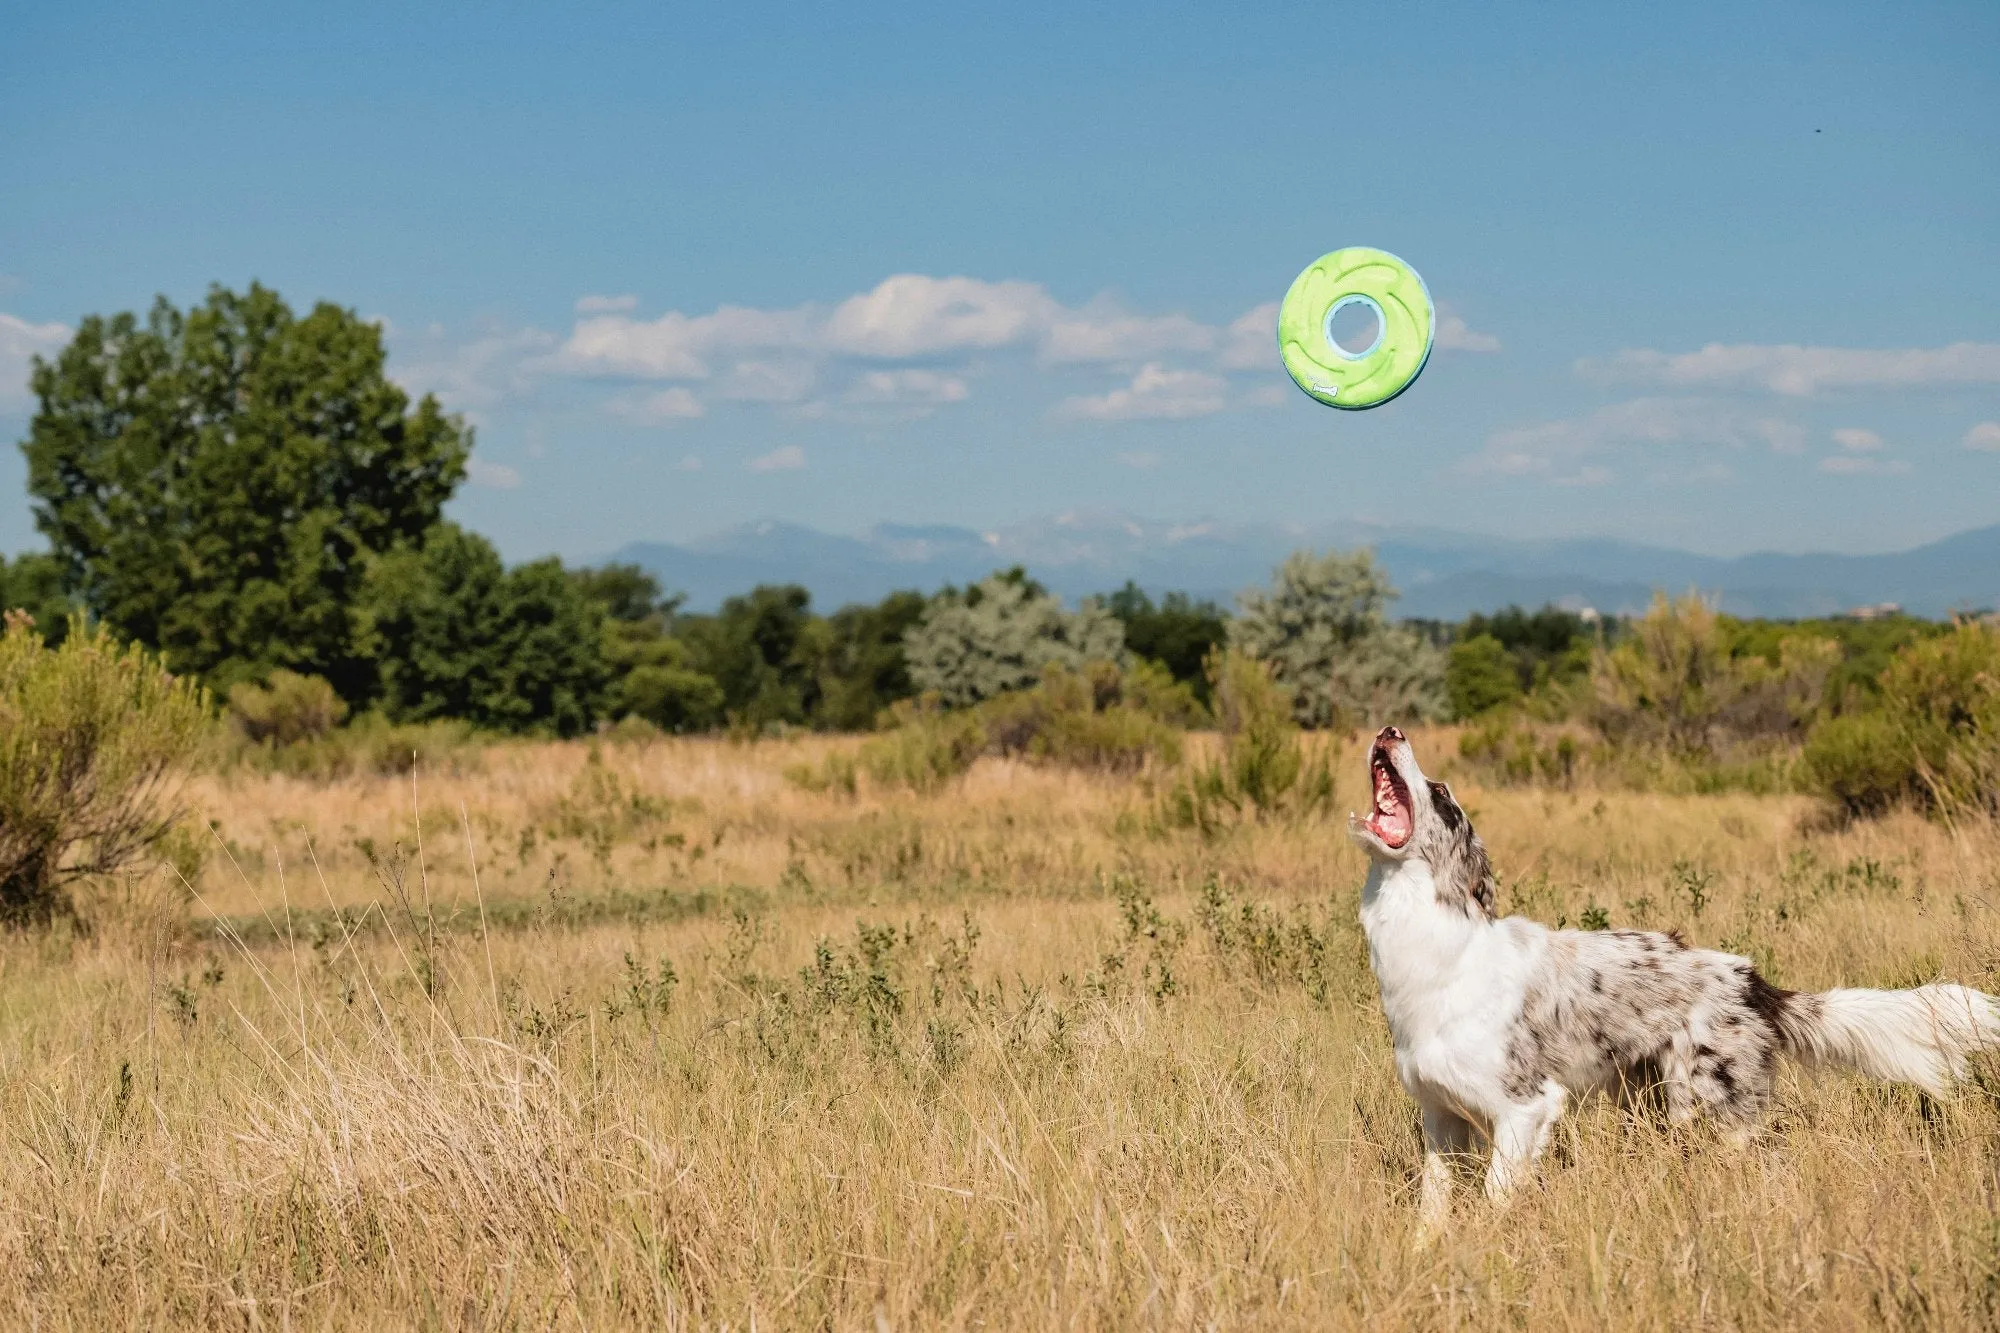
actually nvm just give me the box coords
[1430,781,1451,802]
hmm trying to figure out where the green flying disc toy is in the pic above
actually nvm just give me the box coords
[1278,247,1434,409]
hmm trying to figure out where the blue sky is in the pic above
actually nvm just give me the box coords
[3,0,1997,564]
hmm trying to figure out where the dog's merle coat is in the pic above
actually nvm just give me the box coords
[1349,727,2000,1237]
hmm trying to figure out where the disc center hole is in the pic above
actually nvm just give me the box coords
[1325,296,1383,359]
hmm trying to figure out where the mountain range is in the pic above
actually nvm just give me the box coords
[610,513,2000,621]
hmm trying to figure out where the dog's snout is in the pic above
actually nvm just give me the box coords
[1377,725,1405,744]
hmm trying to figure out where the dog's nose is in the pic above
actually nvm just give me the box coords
[1377,725,1405,743]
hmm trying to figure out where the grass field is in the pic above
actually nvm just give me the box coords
[6,729,2000,1328]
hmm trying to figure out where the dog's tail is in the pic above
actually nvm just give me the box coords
[1771,981,2000,1095]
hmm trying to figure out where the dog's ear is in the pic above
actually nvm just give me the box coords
[1423,779,1498,920]
[1428,781,1460,830]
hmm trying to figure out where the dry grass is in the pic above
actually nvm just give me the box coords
[7,728,2000,1328]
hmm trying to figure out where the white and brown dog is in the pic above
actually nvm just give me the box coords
[1350,725,2000,1236]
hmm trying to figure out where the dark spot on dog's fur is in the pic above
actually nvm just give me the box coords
[1589,970,1602,993]
[1741,968,1797,1040]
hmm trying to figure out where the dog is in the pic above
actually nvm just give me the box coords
[1349,725,2000,1236]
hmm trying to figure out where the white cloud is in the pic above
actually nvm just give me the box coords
[1058,363,1228,421]
[1818,454,1911,476]
[575,294,639,314]
[1217,302,1278,370]
[555,305,812,380]
[1964,421,2000,452]
[1831,427,1883,452]
[1042,303,1215,364]
[0,312,72,408]
[719,359,815,403]
[1436,312,1501,353]
[747,444,805,473]
[1470,397,1804,478]
[1116,450,1161,470]
[845,368,969,406]
[673,455,703,472]
[824,274,1055,359]
[391,325,557,412]
[610,387,705,424]
[1581,341,2000,396]
[465,458,522,489]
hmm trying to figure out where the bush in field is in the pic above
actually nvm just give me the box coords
[1803,621,2000,820]
[1446,634,1523,720]
[854,699,990,794]
[1104,583,1229,704]
[825,659,1199,794]
[1230,548,1445,731]
[904,570,1128,708]
[0,553,76,646]
[977,660,1194,773]
[228,670,348,745]
[613,662,726,733]
[229,713,483,781]
[0,615,211,922]
[1444,605,1595,720]
[1163,649,1335,834]
[1591,592,1836,756]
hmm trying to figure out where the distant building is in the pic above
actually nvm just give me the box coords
[1846,602,1903,621]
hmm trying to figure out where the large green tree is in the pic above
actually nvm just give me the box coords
[1104,582,1228,703]
[676,585,832,730]
[22,283,469,698]
[359,525,606,736]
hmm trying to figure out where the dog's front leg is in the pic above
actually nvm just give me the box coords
[1416,1101,1474,1245]
[1484,1081,1567,1205]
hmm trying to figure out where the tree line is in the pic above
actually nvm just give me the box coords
[6,283,1978,757]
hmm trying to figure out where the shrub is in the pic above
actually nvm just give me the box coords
[1231,548,1445,730]
[1457,714,1585,787]
[231,712,484,781]
[1163,649,1335,834]
[614,662,726,733]
[835,660,1197,794]
[228,670,348,745]
[903,571,1127,708]
[856,699,988,794]
[1803,621,2000,820]
[1591,592,1835,755]
[1104,583,1229,704]
[0,614,212,923]
[977,661,1190,773]
[1800,712,1917,817]
[1446,634,1522,720]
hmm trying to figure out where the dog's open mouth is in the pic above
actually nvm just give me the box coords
[1366,745,1413,849]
